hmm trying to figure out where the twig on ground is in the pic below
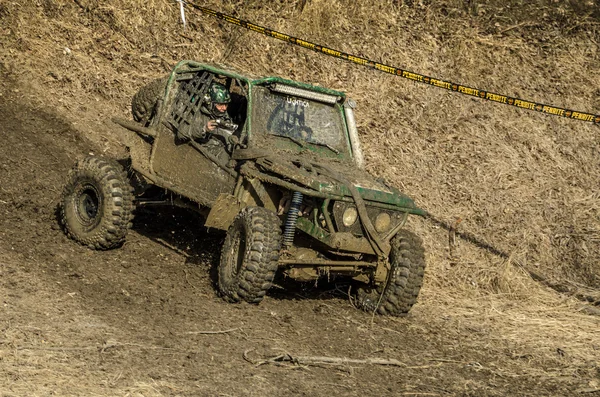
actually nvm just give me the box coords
[379,326,404,335]
[406,363,444,370]
[25,157,43,170]
[154,237,190,257]
[184,328,239,335]
[429,358,467,364]
[183,267,197,289]
[73,0,90,12]
[15,345,97,351]
[345,284,359,310]
[243,349,407,368]
[178,33,194,41]
[321,382,353,390]
[499,21,537,34]
[577,388,600,394]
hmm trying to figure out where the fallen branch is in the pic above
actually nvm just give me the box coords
[243,349,406,367]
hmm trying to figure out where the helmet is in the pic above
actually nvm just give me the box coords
[208,82,231,104]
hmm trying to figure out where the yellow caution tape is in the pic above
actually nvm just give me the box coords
[187,2,600,125]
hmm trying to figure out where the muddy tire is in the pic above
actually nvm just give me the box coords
[357,229,425,316]
[218,207,282,304]
[61,156,135,250]
[131,76,168,122]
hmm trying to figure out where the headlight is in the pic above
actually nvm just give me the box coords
[342,206,358,227]
[374,212,391,233]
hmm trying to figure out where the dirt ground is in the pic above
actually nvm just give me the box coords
[1,1,600,396]
[1,77,597,397]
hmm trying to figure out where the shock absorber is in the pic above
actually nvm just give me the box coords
[282,191,303,247]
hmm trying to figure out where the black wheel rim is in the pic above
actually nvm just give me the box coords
[75,184,102,227]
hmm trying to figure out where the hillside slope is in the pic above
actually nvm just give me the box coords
[2,0,599,289]
[0,1,599,395]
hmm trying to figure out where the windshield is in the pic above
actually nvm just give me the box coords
[250,85,350,156]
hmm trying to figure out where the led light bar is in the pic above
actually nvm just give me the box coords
[270,83,340,104]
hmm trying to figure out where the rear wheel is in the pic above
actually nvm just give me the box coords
[61,156,135,250]
[131,76,168,122]
[218,207,282,304]
[357,229,425,316]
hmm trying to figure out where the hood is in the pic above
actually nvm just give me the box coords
[250,154,425,214]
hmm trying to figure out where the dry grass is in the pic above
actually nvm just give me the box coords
[1,0,599,380]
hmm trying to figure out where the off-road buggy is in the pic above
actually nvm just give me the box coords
[60,60,428,316]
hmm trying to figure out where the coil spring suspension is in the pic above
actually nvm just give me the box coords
[282,191,303,247]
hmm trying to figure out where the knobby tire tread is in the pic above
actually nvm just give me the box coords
[131,77,168,122]
[219,207,281,304]
[358,229,425,316]
[61,156,135,250]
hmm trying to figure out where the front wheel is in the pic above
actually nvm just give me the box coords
[357,229,425,316]
[218,207,282,304]
[60,156,135,250]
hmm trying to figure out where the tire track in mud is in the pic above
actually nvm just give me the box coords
[0,82,88,253]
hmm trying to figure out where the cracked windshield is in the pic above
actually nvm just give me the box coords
[251,85,349,156]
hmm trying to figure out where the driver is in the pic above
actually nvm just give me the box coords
[181,81,239,147]
[183,81,238,148]
[201,82,237,136]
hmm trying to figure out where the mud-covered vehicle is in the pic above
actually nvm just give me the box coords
[60,60,428,316]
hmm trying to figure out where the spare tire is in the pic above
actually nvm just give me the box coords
[131,76,168,122]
